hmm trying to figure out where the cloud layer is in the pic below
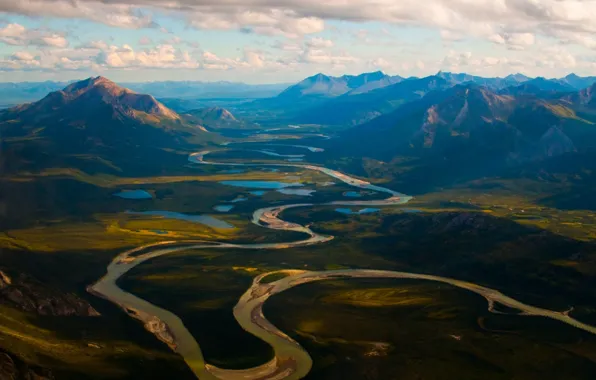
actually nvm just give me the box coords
[2,0,596,42]
[2,1,596,80]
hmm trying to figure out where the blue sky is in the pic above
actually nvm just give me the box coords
[1,0,596,83]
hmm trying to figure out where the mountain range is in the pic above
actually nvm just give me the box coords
[265,72,596,126]
[0,80,290,107]
[324,80,596,194]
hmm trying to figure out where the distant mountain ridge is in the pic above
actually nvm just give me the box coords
[276,72,596,126]
[297,75,450,126]
[276,71,401,99]
[0,80,289,105]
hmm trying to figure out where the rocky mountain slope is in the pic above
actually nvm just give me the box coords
[335,84,589,161]
[297,75,450,126]
[0,77,214,175]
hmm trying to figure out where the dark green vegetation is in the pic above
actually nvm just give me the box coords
[266,279,596,380]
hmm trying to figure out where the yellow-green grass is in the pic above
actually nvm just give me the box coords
[387,180,596,241]
[6,167,314,188]
[320,286,435,308]
[0,213,240,252]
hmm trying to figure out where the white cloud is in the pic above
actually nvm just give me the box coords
[188,9,324,37]
[0,23,69,47]
[490,32,536,50]
[305,37,333,48]
[369,57,391,69]
[1,2,154,29]
[2,1,596,49]
[3,1,596,79]
[271,40,302,51]
[2,1,596,43]
[440,30,464,42]
[299,48,356,65]
[96,44,199,69]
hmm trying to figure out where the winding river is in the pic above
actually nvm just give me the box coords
[89,147,596,380]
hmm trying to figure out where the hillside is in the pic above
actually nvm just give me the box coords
[296,75,450,126]
[246,71,404,115]
[326,83,596,193]
[276,71,390,99]
[0,76,214,175]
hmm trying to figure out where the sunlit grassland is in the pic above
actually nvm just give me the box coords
[0,215,230,252]
[402,179,596,242]
[0,209,308,252]
[6,167,310,188]
[319,285,436,307]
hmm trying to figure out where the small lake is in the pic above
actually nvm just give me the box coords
[218,169,245,174]
[402,208,423,213]
[250,190,267,196]
[343,191,362,198]
[213,205,234,212]
[254,150,304,158]
[336,208,380,215]
[150,230,168,234]
[220,180,304,189]
[230,196,247,203]
[127,210,234,229]
[277,189,316,196]
[113,190,153,199]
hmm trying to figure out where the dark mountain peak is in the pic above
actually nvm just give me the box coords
[564,81,596,106]
[419,74,448,86]
[343,71,389,89]
[565,73,580,80]
[196,106,236,121]
[351,70,387,81]
[522,77,575,92]
[505,73,530,82]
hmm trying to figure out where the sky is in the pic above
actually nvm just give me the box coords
[1,0,596,83]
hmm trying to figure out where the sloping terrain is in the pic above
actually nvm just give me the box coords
[0,76,215,175]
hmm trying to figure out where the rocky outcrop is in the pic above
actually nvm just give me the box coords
[0,269,99,317]
[0,350,54,380]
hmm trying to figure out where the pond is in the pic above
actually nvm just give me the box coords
[276,189,316,197]
[127,210,234,229]
[250,190,267,196]
[335,208,380,215]
[276,189,316,196]
[230,196,247,203]
[218,169,245,174]
[343,191,362,198]
[220,180,304,189]
[113,190,153,199]
[213,205,234,212]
